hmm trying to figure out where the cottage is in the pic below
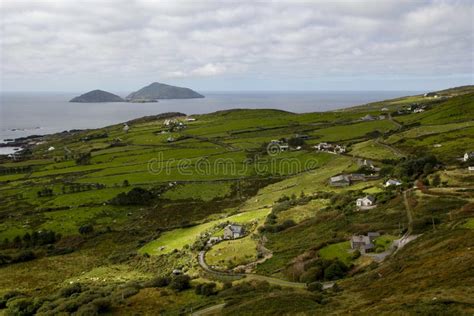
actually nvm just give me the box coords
[381,107,389,112]
[186,117,196,122]
[356,195,375,208]
[468,166,474,172]
[385,179,402,187]
[361,114,375,121]
[413,108,425,113]
[463,152,474,162]
[223,224,244,239]
[350,235,374,253]
[329,175,351,187]
[379,115,386,120]
[123,124,130,133]
[48,146,55,151]
[167,136,175,143]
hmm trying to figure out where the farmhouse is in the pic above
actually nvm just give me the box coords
[381,107,389,112]
[468,166,474,172]
[361,114,375,121]
[123,124,130,133]
[186,117,196,122]
[315,143,346,154]
[350,232,380,253]
[329,175,351,187]
[385,179,402,187]
[463,152,474,162]
[224,224,244,239]
[356,195,376,209]
[413,108,425,113]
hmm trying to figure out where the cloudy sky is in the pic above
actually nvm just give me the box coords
[1,0,473,92]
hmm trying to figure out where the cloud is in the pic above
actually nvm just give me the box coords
[0,0,472,90]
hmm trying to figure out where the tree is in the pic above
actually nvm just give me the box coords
[169,275,191,292]
[78,224,94,235]
[122,179,130,187]
[431,174,441,187]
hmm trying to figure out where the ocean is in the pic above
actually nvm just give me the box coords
[0,90,418,154]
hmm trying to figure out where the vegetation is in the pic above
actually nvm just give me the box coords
[0,87,473,314]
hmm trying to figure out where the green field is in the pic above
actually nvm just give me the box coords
[206,236,258,269]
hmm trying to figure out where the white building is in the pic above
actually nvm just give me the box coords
[356,195,375,208]
[463,152,474,162]
[385,179,402,187]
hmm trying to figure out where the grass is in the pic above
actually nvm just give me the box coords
[350,139,404,160]
[139,208,270,255]
[162,182,233,201]
[374,235,397,251]
[462,218,474,229]
[277,199,328,224]
[318,241,353,265]
[206,236,258,269]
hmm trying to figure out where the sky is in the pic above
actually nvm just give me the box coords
[0,0,473,92]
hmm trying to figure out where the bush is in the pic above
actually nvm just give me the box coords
[76,303,99,316]
[300,266,323,283]
[146,276,170,288]
[120,287,139,299]
[169,275,191,292]
[6,297,39,316]
[0,291,23,308]
[352,250,361,259]
[78,224,94,235]
[195,282,217,296]
[92,297,112,312]
[307,282,323,292]
[110,187,154,205]
[323,260,348,281]
[58,283,82,298]
[12,250,36,263]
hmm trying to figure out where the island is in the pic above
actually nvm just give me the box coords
[126,82,204,102]
[69,90,125,103]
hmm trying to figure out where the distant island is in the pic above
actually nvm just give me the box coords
[69,90,125,103]
[126,82,204,101]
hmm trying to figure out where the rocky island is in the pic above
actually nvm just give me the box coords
[69,90,125,103]
[126,82,204,102]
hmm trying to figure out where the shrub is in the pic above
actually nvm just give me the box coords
[58,283,82,298]
[12,250,36,263]
[323,260,348,281]
[195,282,217,296]
[307,282,323,292]
[300,266,324,283]
[110,187,154,205]
[0,291,23,308]
[92,297,112,312]
[120,287,139,299]
[169,275,191,292]
[76,303,99,316]
[6,297,39,316]
[352,250,361,259]
[146,276,170,288]
[78,224,94,235]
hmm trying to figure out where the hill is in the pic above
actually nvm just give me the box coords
[0,86,473,315]
[69,90,125,103]
[126,82,204,101]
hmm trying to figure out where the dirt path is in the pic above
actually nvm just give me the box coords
[403,189,414,235]
[191,303,226,316]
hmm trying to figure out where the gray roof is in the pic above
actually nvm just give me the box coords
[228,224,244,234]
[330,175,350,183]
[367,232,380,237]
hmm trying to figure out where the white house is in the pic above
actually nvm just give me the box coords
[468,166,474,172]
[123,124,130,133]
[381,107,389,112]
[356,195,376,208]
[385,179,402,187]
[48,146,55,151]
[463,152,474,162]
[413,108,425,113]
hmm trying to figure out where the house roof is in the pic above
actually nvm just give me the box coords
[227,224,244,234]
[330,175,350,183]
[367,232,380,237]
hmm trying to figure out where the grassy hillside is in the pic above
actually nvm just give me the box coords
[0,86,473,315]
